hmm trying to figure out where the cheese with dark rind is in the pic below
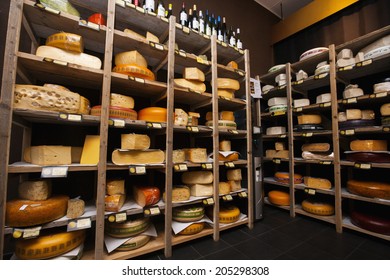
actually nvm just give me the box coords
[350,206,390,235]
[121,134,150,150]
[182,171,213,185]
[347,180,390,199]
[138,107,167,122]
[6,195,69,227]
[268,190,290,206]
[15,230,85,260]
[133,186,160,207]
[173,205,205,222]
[178,222,205,235]
[18,180,52,201]
[301,199,334,216]
[112,149,165,165]
[274,172,303,184]
[346,152,390,163]
[90,105,137,120]
[116,235,150,251]
[350,140,387,151]
[113,64,155,81]
[105,194,126,212]
[105,217,150,238]
[46,32,84,53]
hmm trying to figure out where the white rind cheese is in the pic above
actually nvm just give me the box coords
[268,97,287,107]
[183,67,205,82]
[190,184,213,197]
[266,126,286,135]
[115,50,147,67]
[293,99,310,108]
[316,93,331,104]
[346,109,362,120]
[343,84,364,99]
[337,49,353,60]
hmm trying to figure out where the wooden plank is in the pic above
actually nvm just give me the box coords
[0,0,24,260]
[22,14,39,53]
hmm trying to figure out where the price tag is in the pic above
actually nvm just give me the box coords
[133,77,145,84]
[354,163,372,169]
[302,132,313,137]
[150,42,165,51]
[201,163,213,170]
[235,69,245,76]
[383,126,390,132]
[320,102,331,108]
[343,97,357,104]
[174,163,188,172]
[271,111,286,116]
[23,227,42,238]
[314,73,328,80]
[273,158,281,164]
[203,198,214,205]
[67,218,91,231]
[228,129,239,134]
[144,206,160,216]
[196,56,209,65]
[136,6,145,13]
[186,126,199,132]
[203,34,210,40]
[345,129,355,135]
[320,161,332,165]
[279,134,287,138]
[238,191,247,198]
[182,26,190,34]
[115,0,125,7]
[129,166,146,175]
[239,49,245,55]
[160,16,169,23]
[221,42,228,48]
[109,118,126,128]
[41,166,68,178]
[305,188,316,195]
[295,80,304,85]
[278,85,286,90]
[146,122,163,129]
[295,107,303,112]
[52,59,68,66]
[356,59,372,67]
[35,3,60,15]
[108,212,127,223]
[338,65,354,71]
[147,10,156,16]
[222,194,233,201]
[58,113,82,122]
[225,162,235,168]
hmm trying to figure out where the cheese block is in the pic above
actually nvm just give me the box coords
[178,222,205,235]
[359,34,390,58]
[355,52,365,63]
[293,99,310,108]
[190,184,213,197]
[116,235,151,251]
[182,171,213,184]
[166,185,191,202]
[183,67,205,82]
[218,205,240,223]
[265,149,289,159]
[380,103,390,116]
[90,105,138,120]
[227,61,238,69]
[338,112,347,122]
[219,111,235,121]
[217,78,240,90]
[112,149,165,165]
[173,205,205,222]
[297,114,322,125]
[268,97,287,107]
[146,31,159,43]
[303,177,332,190]
[124,28,147,41]
[350,140,387,151]
[219,182,231,195]
[133,186,160,207]
[218,152,239,161]
[337,48,353,60]
[18,180,52,201]
[39,0,80,17]
[105,217,150,238]
[46,32,84,53]
[268,190,289,206]
[346,109,362,120]
[316,93,331,104]
[266,126,286,135]
[205,120,237,130]
[36,45,102,69]
[183,148,208,163]
[113,64,155,81]
[66,198,85,219]
[5,195,69,227]
[302,151,334,161]
[275,73,286,84]
[80,135,100,165]
[361,110,375,120]
[106,179,125,195]
[336,58,356,68]
[301,199,334,216]
[121,134,150,150]
[174,78,206,93]
[14,84,89,114]
[269,105,287,113]
[374,82,390,93]
[301,143,330,152]
[24,145,72,166]
[350,207,390,235]
[219,140,231,152]
[343,84,364,99]
[217,89,235,99]
[227,169,242,181]
[15,230,85,260]
[296,70,308,81]
[274,172,303,184]
[105,194,126,212]
[110,93,135,109]
[347,180,390,199]
[172,149,186,163]
[229,180,241,191]
[114,51,147,68]
[138,107,167,122]
[275,142,286,151]
[187,112,200,126]
[174,108,189,126]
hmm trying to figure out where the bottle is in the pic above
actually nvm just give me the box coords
[192,4,199,31]
[198,10,205,34]
[212,16,217,36]
[222,17,228,43]
[134,0,139,6]
[236,27,243,49]
[166,3,173,18]
[157,0,165,17]
[179,2,187,26]
[144,0,154,11]
[205,15,211,36]
[217,16,223,41]
[229,26,236,47]
[188,8,193,28]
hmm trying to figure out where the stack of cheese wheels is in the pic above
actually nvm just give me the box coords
[218,140,239,161]
[174,67,206,93]
[301,198,335,216]
[268,190,290,206]
[347,180,390,199]
[301,142,334,161]
[380,103,390,126]
[217,78,240,99]
[265,141,289,159]
[6,180,69,227]
[113,50,155,80]
[274,172,303,184]
[133,186,161,207]
[14,84,90,115]
[174,204,206,235]
[207,204,241,224]
[36,32,102,69]
[346,139,390,163]
[138,107,167,123]
[163,185,190,203]
[268,97,287,114]
[296,114,323,131]
[105,179,126,212]
[205,110,237,130]
[338,108,376,129]
[350,202,390,235]
[182,171,213,197]
[15,229,86,260]
[105,216,151,238]
[227,168,242,192]
[90,92,137,120]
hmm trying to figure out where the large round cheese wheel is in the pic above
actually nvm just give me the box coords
[217,78,240,90]
[350,140,387,151]
[173,205,205,222]
[46,32,84,53]
[115,51,148,68]
[113,64,155,81]
[274,172,303,184]
[138,107,167,122]
[347,180,390,200]
[90,105,137,120]
[339,119,376,130]
[178,222,205,235]
[110,93,134,109]
[301,199,334,216]
[219,205,241,224]
[116,235,151,251]
[346,152,390,163]
[217,89,235,99]
[380,103,390,117]
[297,114,322,125]
[268,190,290,206]
[299,47,328,61]
[205,120,237,130]
[350,206,390,235]
[15,229,85,260]
[6,195,69,227]
[105,217,150,238]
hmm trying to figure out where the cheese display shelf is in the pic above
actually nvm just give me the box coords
[264,197,290,211]
[292,75,331,92]
[342,217,390,241]
[293,184,335,196]
[340,161,390,169]
[263,177,291,188]
[0,0,253,260]
[341,189,390,206]
[294,158,334,165]
[293,131,333,137]
[337,93,390,106]
[295,206,336,224]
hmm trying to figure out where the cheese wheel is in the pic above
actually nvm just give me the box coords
[66,198,85,219]
[173,205,205,222]
[217,89,235,99]
[301,199,334,216]
[217,78,240,90]
[219,140,231,151]
[138,107,167,122]
[218,152,239,161]
[110,93,135,109]
[121,133,150,150]
[90,105,137,120]
[116,235,151,251]
[105,217,150,238]
[174,78,206,93]
[36,45,102,69]
[219,111,235,121]
[133,186,160,207]
[380,103,390,116]
[293,98,310,108]
[266,126,286,135]
[274,172,303,184]
[218,205,241,223]
[350,140,387,151]
[347,180,390,200]
[115,51,147,68]
[164,185,191,202]
[227,61,238,69]
[301,143,330,152]
[6,195,69,227]
[178,222,205,235]
[182,171,213,185]
[219,182,231,195]
[106,179,125,195]
[297,114,322,125]
[183,67,205,82]
[15,230,85,260]
[124,28,147,41]
[268,190,290,206]
[112,149,165,165]
[346,152,390,163]
[113,64,155,81]
[303,177,332,190]
[18,180,52,201]
[350,207,390,235]
[227,169,242,181]
[269,105,287,113]
[205,120,237,130]
[183,148,208,163]
[105,194,126,212]
[46,32,84,53]
[268,97,288,107]
[190,184,213,197]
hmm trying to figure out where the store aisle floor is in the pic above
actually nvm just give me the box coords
[135,205,390,260]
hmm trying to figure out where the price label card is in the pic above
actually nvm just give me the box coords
[356,59,372,67]
[239,49,245,55]
[174,164,188,172]
[23,227,42,239]
[222,194,233,201]
[345,129,355,135]
[383,126,390,132]
[203,34,210,40]
[238,191,248,198]
[115,212,127,223]
[235,69,245,76]
[129,166,146,175]
[303,132,313,137]
[35,3,60,15]
[150,42,164,51]
[146,122,163,129]
[320,161,332,165]
[201,163,213,170]
[186,126,199,132]
[41,166,68,178]
[136,6,145,13]
[67,218,91,231]
[375,92,388,98]
[343,97,357,104]
[354,163,372,169]
[182,26,190,34]
[278,85,286,90]
[59,113,82,122]
[178,50,187,58]
[225,162,235,168]
[134,77,145,84]
[147,10,157,16]
[109,119,126,128]
[203,198,214,205]
[279,134,287,138]
[125,1,135,8]
[295,79,304,85]
[176,23,183,30]
[221,42,228,47]
[115,0,125,7]
[271,111,286,116]
[228,129,239,134]
[144,206,160,216]
[314,73,328,80]
[305,188,316,195]
[196,56,209,65]
[320,102,331,108]
[338,65,354,71]
[273,158,281,164]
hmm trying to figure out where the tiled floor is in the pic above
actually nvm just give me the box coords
[135,205,390,260]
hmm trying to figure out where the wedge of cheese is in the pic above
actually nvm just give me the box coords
[275,142,286,151]
[36,46,102,69]
[229,180,241,191]
[293,98,310,108]
[18,180,52,201]
[343,84,364,99]
[350,140,387,151]
[146,31,159,43]
[182,171,213,185]
[174,108,188,126]
[183,67,205,82]
[115,50,147,68]
[265,149,289,159]
[46,32,84,53]
[112,149,165,165]
[105,194,126,212]
[106,179,125,195]
[304,177,332,190]
[164,185,191,202]
[362,110,375,120]
[226,61,238,69]
[219,182,231,195]
[190,184,213,197]
[172,149,186,163]
[121,134,150,150]
[133,186,160,207]
[24,146,72,166]
[110,93,134,109]
[174,78,206,93]
[183,148,208,163]
[380,103,390,116]
[219,140,231,151]
[80,135,100,165]
[217,78,240,90]
[188,112,200,126]
[66,198,85,219]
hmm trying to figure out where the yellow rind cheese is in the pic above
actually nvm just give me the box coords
[183,148,208,163]
[178,222,205,235]
[303,177,332,190]
[219,140,231,151]
[182,171,213,185]
[105,194,126,212]
[268,190,290,206]
[114,50,147,68]
[217,89,235,99]
[113,64,155,81]
[218,205,241,223]
[219,182,231,195]
[138,107,167,122]
[106,179,126,195]
[350,140,387,151]
[105,217,150,238]
[174,78,206,93]
[301,199,335,216]
[80,135,100,165]
[116,235,151,251]
[297,114,322,125]
[46,32,84,53]
[183,67,205,82]
[112,149,165,165]
[217,78,240,90]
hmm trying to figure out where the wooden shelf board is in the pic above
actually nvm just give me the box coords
[262,157,289,163]
[173,89,212,106]
[261,111,287,118]
[342,217,390,241]
[217,64,246,80]
[8,162,98,173]
[291,51,329,74]
[340,160,390,169]
[106,163,165,171]
[263,177,290,188]
[173,125,212,134]
[219,218,249,231]
[261,87,287,100]
[293,130,333,137]
[262,134,289,140]
[218,129,247,137]
[292,103,332,113]
[294,158,334,165]
[292,74,330,91]
[338,93,390,107]
[294,184,335,196]
[264,197,290,211]
[172,228,214,246]
[218,97,247,111]
[295,207,336,224]
[259,67,286,85]
[341,189,390,206]
[338,126,388,135]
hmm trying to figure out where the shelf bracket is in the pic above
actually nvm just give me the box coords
[154,55,168,73]
[198,43,211,56]
[17,63,35,85]
[151,90,168,105]
[190,99,212,110]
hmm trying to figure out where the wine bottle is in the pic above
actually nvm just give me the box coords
[157,0,165,17]
[236,28,243,49]
[144,0,154,12]
[199,10,205,34]
[166,3,173,18]
[205,15,211,36]
[229,26,236,47]
[217,16,223,41]
[222,17,228,43]
[192,4,199,31]
[212,16,217,36]
[188,8,193,28]
[179,2,188,26]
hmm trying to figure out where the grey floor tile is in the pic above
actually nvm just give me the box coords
[220,228,253,246]
[285,242,336,260]
[357,238,390,259]
[203,247,248,260]
[190,235,231,256]
[241,220,273,236]
[258,229,302,251]
[233,237,283,259]
[159,243,202,260]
